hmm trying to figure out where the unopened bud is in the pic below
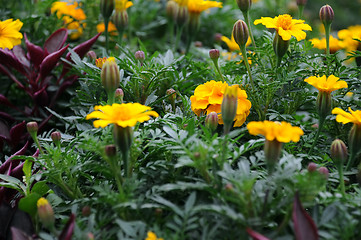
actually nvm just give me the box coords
[205,111,219,132]
[214,33,223,42]
[166,0,178,22]
[135,50,145,63]
[221,85,238,131]
[86,51,97,60]
[176,6,189,26]
[209,49,220,60]
[113,125,133,155]
[319,5,334,26]
[307,162,317,172]
[27,122,38,135]
[330,139,348,166]
[273,32,290,60]
[105,144,117,158]
[51,131,61,145]
[100,0,114,19]
[166,88,176,102]
[225,183,233,191]
[37,198,55,229]
[115,88,124,103]
[316,91,331,120]
[264,139,283,172]
[101,57,120,94]
[348,124,361,162]
[112,10,128,31]
[236,0,251,12]
[232,20,249,47]
[82,206,91,217]
[296,0,307,6]
[318,166,329,179]
[194,41,203,48]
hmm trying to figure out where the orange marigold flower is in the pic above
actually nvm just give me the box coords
[96,21,118,35]
[247,121,304,143]
[95,57,108,68]
[190,80,251,127]
[254,14,312,41]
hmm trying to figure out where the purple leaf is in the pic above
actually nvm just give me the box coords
[59,214,76,240]
[0,48,27,75]
[0,65,25,89]
[39,44,68,80]
[0,141,29,174]
[0,94,15,107]
[0,111,15,121]
[25,34,45,69]
[293,192,319,240]
[11,227,34,240]
[44,28,68,55]
[9,121,26,146]
[33,86,49,106]
[13,45,30,69]
[246,228,271,240]
[0,120,10,141]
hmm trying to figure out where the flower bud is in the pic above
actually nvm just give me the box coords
[51,131,61,145]
[273,32,290,61]
[318,166,329,179]
[37,197,55,229]
[264,139,283,172]
[330,139,348,166]
[166,88,176,102]
[205,112,219,132]
[194,41,203,48]
[307,162,317,172]
[296,0,307,6]
[214,33,223,42]
[105,144,117,158]
[112,10,128,31]
[176,6,189,26]
[232,20,249,47]
[100,0,115,19]
[27,122,38,135]
[166,0,178,22]
[221,85,238,133]
[82,206,91,217]
[209,49,220,60]
[236,0,251,12]
[113,125,133,156]
[86,51,97,60]
[319,5,334,26]
[316,91,332,120]
[101,57,120,94]
[115,88,124,103]
[135,50,145,63]
[348,124,361,162]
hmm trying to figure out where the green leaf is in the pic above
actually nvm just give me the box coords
[31,181,50,196]
[23,160,32,181]
[18,193,41,217]
[0,174,26,195]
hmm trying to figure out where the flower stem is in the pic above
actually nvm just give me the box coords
[240,45,254,90]
[345,152,355,171]
[338,165,345,196]
[212,59,225,82]
[104,17,109,53]
[174,25,184,52]
[308,118,325,155]
[243,10,257,53]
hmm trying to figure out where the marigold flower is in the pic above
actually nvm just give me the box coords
[247,121,304,143]
[332,107,361,126]
[190,80,251,127]
[86,103,159,128]
[96,21,118,36]
[145,231,164,240]
[337,25,361,53]
[37,197,55,228]
[304,75,348,93]
[95,57,108,68]
[0,19,23,50]
[115,0,133,11]
[254,14,312,41]
[187,0,222,15]
[310,35,344,54]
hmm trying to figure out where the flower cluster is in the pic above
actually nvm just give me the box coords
[190,80,251,127]
[0,19,23,50]
[51,1,87,40]
[86,103,159,128]
[247,121,304,143]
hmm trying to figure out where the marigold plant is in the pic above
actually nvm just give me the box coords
[254,14,312,41]
[86,103,159,128]
[0,19,23,50]
[190,80,251,127]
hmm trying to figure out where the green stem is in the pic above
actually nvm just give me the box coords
[308,118,325,155]
[104,17,109,53]
[122,151,129,178]
[324,23,331,75]
[107,90,115,105]
[297,5,304,19]
[174,25,184,52]
[338,165,345,196]
[212,59,225,82]
[240,45,255,90]
[345,152,355,171]
[185,35,194,55]
[242,10,258,54]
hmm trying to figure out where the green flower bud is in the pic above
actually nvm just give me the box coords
[209,49,220,60]
[236,0,251,12]
[176,6,189,26]
[105,144,117,158]
[112,10,128,31]
[318,166,329,179]
[232,20,249,47]
[100,0,115,19]
[51,131,61,145]
[316,91,332,120]
[135,50,145,65]
[264,139,283,172]
[349,124,361,160]
[330,139,348,166]
[273,32,290,61]
[307,162,317,172]
[115,88,124,103]
[37,198,55,229]
[319,5,334,26]
[221,85,238,133]
[113,125,133,156]
[26,122,38,135]
[166,88,176,102]
[101,57,120,95]
[205,111,219,132]
[166,0,179,22]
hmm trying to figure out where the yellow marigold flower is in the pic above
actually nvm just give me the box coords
[337,25,361,53]
[0,19,23,50]
[221,35,251,52]
[86,103,159,128]
[95,57,108,68]
[247,121,304,143]
[115,0,133,11]
[304,75,348,93]
[37,197,49,207]
[187,0,222,15]
[145,231,164,240]
[254,14,312,41]
[310,35,344,54]
[332,107,361,126]
[96,21,118,36]
[190,80,251,127]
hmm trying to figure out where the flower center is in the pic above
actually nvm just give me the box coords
[276,14,293,30]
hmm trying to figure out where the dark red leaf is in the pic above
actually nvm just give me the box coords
[13,45,30,69]
[0,141,29,174]
[59,214,76,240]
[0,48,27,75]
[11,227,34,240]
[9,121,26,145]
[0,94,15,108]
[0,111,15,122]
[39,44,69,80]
[0,120,10,141]
[44,28,68,55]
[293,192,319,240]
[33,86,49,106]
[246,228,271,240]
[24,34,45,69]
